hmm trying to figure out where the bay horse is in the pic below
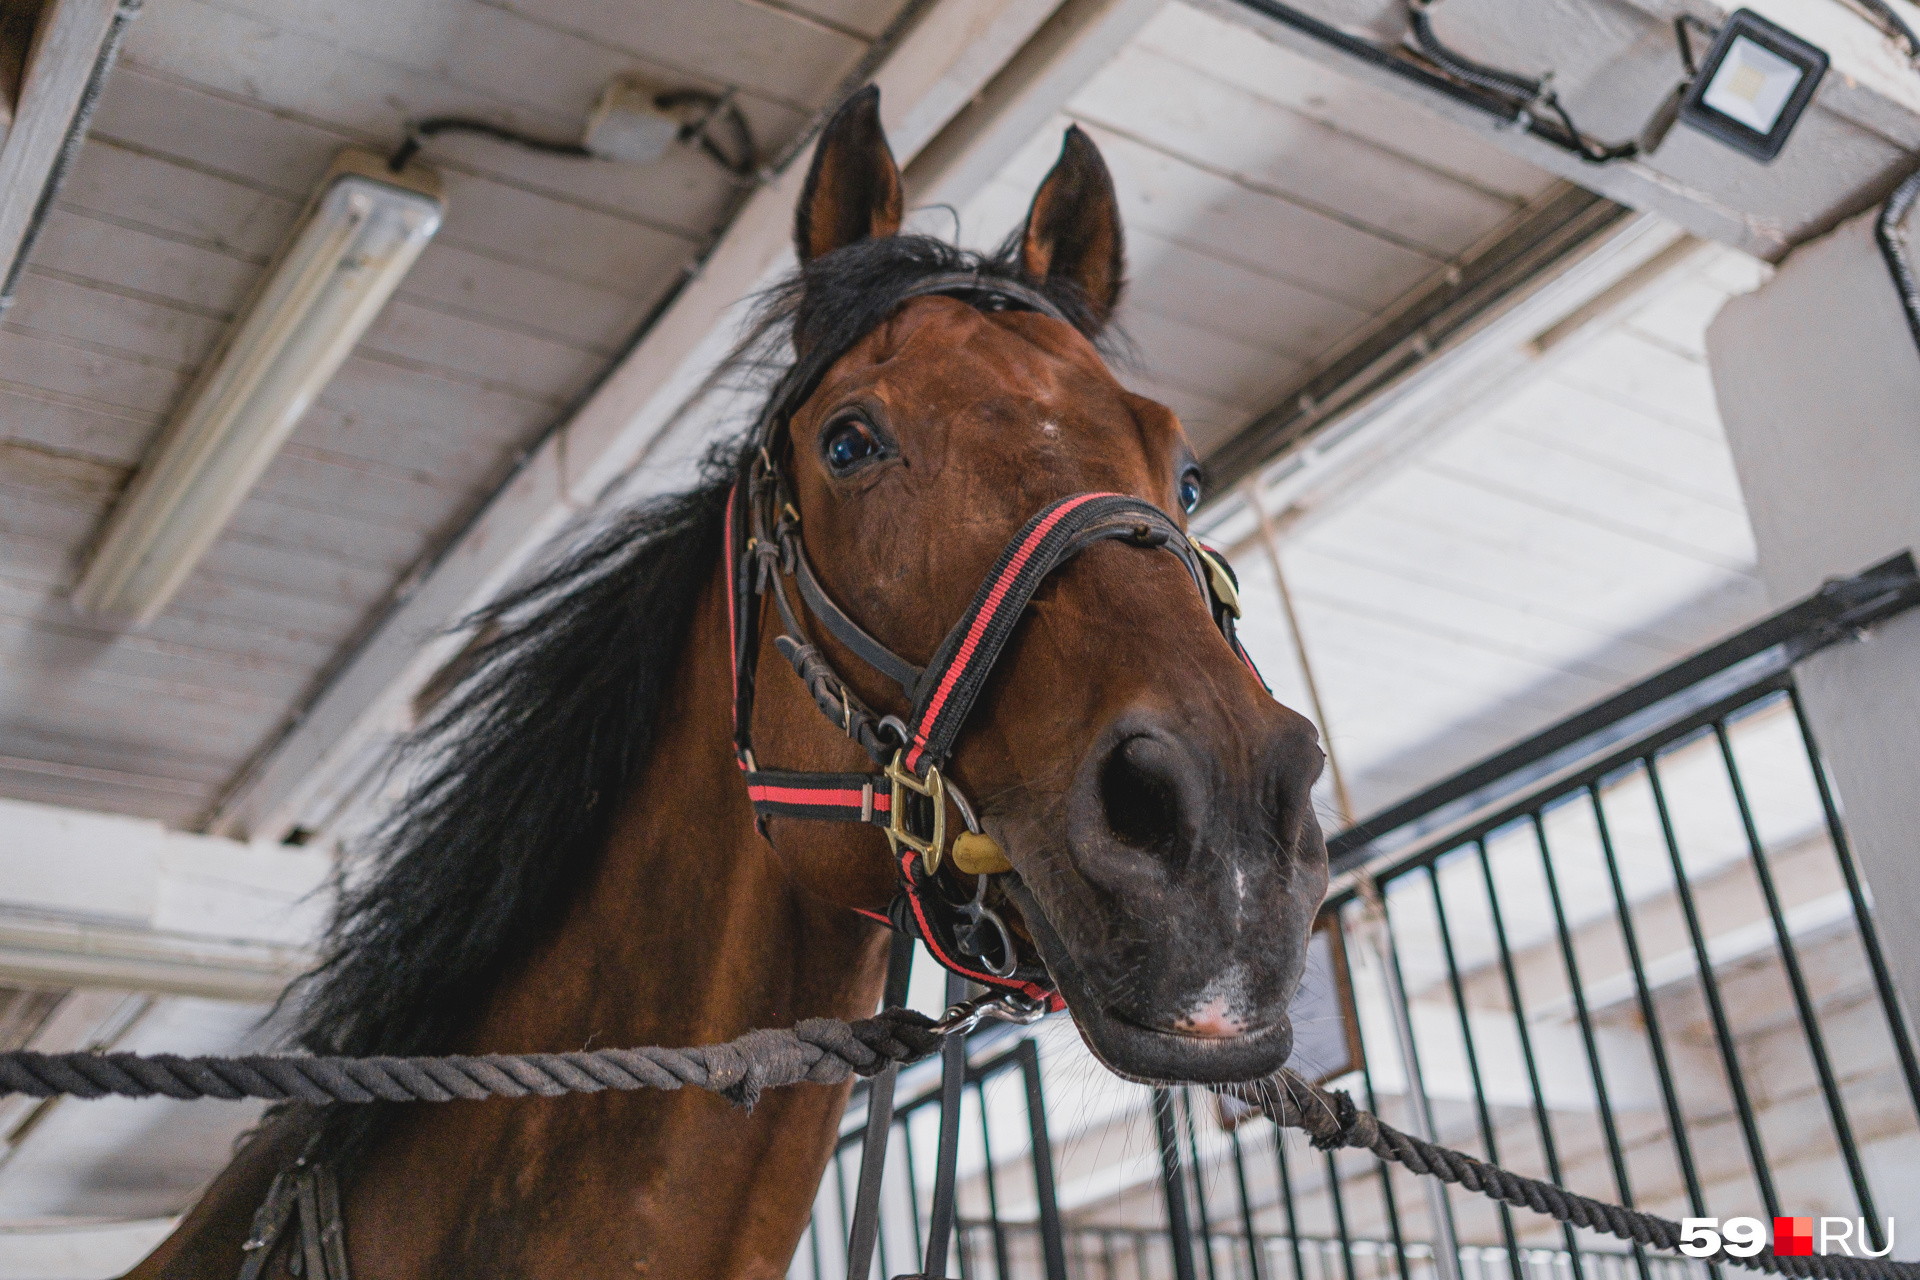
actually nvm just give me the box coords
[129,88,1329,1279]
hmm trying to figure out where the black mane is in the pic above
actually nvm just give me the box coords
[289,233,1107,1162]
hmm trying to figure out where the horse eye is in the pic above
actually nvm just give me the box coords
[823,417,884,474]
[1178,471,1203,513]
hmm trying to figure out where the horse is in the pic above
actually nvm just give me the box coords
[128,86,1330,1279]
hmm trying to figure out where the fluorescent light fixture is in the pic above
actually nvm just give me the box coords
[1679,8,1828,162]
[75,149,443,625]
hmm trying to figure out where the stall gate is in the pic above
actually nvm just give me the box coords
[794,558,1920,1280]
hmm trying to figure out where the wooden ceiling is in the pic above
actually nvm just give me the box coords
[3,0,1753,841]
[0,0,914,826]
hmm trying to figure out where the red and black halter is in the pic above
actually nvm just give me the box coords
[725,273,1261,1004]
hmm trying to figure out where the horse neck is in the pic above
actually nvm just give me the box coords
[346,556,892,1276]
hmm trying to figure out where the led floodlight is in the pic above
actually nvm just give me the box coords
[1678,8,1828,162]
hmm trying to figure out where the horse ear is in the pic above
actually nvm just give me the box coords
[1018,126,1125,330]
[795,86,903,263]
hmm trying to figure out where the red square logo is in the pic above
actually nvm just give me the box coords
[1775,1218,1814,1256]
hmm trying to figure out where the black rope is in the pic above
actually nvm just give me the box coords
[1247,1072,1920,1280]
[0,1009,941,1113]
[10,1024,1917,1279]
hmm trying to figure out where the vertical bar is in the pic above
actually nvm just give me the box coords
[834,1146,855,1276]
[1322,1150,1356,1280]
[925,972,971,1279]
[850,935,916,1280]
[977,1079,1012,1280]
[1425,865,1522,1280]
[1714,719,1882,1241]
[904,1116,926,1259]
[1532,812,1649,1280]
[1230,1127,1268,1280]
[1587,783,1718,1280]
[1181,1090,1222,1280]
[1354,1056,1409,1280]
[849,1072,900,1279]
[810,1217,823,1280]
[1019,1039,1070,1280]
[1787,684,1920,1124]
[1156,1089,1201,1280]
[1273,1125,1307,1280]
[1643,752,1779,1218]
[1473,838,1584,1280]
[1372,910,1462,1280]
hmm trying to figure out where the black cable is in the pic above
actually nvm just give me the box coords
[1842,0,1920,63]
[1877,166,1920,357]
[387,96,759,181]
[1226,0,1638,166]
[1401,0,1637,163]
[388,118,589,173]
[1404,0,1542,99]
[656,89,759,180]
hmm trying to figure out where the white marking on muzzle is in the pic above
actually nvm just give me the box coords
[1176,964,1253,1038]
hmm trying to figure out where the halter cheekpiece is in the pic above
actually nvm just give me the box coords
[725,271,1261,1006]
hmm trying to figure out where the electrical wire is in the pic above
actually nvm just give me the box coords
[1404,0,1543,99]
[1226,0,1638,166]
[1841,0,1920,64]
[387,118,589,172]
[656,89,759,179]
[385,93,759,180]
[1877,166,1920,357]
[1402,0,1638,163]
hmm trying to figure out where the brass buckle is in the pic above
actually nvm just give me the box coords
[1193,541,1242,619]
[884,749,947,874]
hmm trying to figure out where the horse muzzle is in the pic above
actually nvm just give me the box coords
[1002,880,1298,1084]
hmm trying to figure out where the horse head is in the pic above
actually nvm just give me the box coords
[760,89,1330,1085]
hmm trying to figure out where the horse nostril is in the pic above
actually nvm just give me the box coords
[1099,735,1186,856]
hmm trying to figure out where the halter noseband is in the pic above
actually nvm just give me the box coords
[724,274,1260,1003]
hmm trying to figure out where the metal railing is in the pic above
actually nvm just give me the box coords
[794,553,1920,1280]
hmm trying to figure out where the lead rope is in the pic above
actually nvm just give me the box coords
[5,1025,1918,1280]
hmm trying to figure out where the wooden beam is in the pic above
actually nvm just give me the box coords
[0,1,49,135]
[211,0,1159,842]
[0,0,123,297]
[0,797,328,997]
[906,0,1169,210]
[0,912,312,1001]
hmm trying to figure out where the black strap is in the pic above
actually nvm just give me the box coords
[899,494,1203,777]
[793,542,924,696]
[920,971,969,1279]
[745,770,890,827]
[844,934,916,1280]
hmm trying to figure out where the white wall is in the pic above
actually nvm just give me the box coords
[1706,201,1920,1021]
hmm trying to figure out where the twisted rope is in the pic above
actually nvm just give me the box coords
[9,1021,1916,1279]
[1254,1071,1920,1280]
[0,1009,942,1113]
